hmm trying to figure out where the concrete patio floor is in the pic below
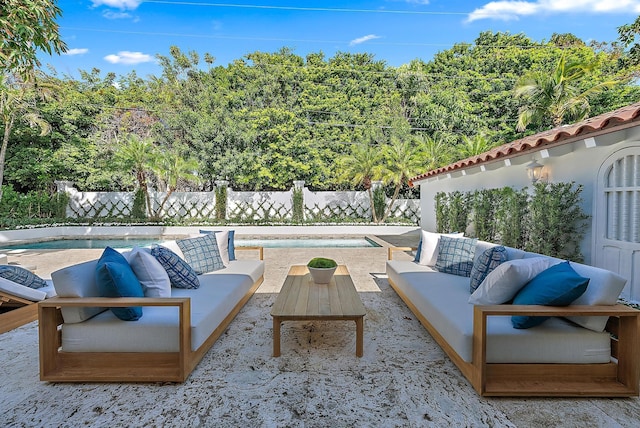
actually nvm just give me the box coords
[1,230,639,427]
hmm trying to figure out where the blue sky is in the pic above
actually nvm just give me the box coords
[45,1,640,78]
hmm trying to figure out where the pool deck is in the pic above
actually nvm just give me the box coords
[1,226,638,427]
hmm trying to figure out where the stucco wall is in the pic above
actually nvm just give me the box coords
[417,126,640,265]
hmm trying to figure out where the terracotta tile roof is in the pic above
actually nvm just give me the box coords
[409,101,640,186]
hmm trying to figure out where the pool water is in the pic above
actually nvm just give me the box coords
[0,237,381,250]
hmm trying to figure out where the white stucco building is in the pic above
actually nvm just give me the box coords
[410,102,640,302]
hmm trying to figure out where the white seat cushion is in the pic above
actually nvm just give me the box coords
[387,260,611,364]
[60,264,261,352]
[0,277,48,301]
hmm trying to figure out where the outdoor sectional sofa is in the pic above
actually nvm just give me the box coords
[387,233,640,397]
[38,238,264,383]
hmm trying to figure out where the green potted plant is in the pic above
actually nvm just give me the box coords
[307,257,338,284]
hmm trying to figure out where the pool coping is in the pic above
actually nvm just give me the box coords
[0,225,419,246]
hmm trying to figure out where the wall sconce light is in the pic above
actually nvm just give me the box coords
[526,159,545,183]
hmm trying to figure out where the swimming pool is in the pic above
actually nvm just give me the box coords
[0,237,381,250]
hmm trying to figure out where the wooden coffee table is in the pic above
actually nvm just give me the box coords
[271,265,366,357]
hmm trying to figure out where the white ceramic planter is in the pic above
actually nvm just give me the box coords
[308,266,337,284]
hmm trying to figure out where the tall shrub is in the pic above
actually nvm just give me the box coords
[471,189,498,241]
[526,182,589,261]
[372,186,386,223]
[435,192,449,233]
[215,185,227,221]
[292,187,304,223]
[495,187,528,249]
[447,191,471,234]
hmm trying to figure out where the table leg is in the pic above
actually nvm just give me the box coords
[355,316,364,357]
[273,317,281,357]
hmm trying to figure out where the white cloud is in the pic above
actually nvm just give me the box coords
[104,51,153,65]
[92,0,142,10]
[350,34,382,46]
[102,10,132,19]
[63,48,89,56]
[467,0,640,22]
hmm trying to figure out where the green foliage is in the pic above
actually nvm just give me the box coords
[0,0,67,77]
[515,54,619,131]
[215,185,227,221]
[526,182,589,261]
[131,188,147,219]
[617,15,640,66]
[495,187,528,249]
[471,189,498,241]
[1,30,637,198]
[307,257,337,268]
[434,192,449,233]
[447,191,471,234]
[434,182,588,261]
[291,187,304,223]
[372,186,386,222]
[0,184,66,221]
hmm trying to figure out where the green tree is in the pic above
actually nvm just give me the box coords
[515,54,618,131]
[618,15,640,67]
[0,0,67,78]
[380,137,424,222]
[456,133,494,159]
[114,134,157,217]
[338,141,383,223]
[0,72,53,201]
[150,152,199,219]
[414,133,452,170]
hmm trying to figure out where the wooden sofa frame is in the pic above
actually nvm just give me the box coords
[1,291,39,334]
[38,247,264,383]
[388,247,640,397]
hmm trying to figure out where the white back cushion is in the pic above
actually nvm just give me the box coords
[418,230,464,267]
[51,259,106,323]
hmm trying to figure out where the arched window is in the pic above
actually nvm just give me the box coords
[604,154,640,243]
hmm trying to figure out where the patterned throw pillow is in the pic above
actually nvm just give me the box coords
[0,265,47,289]
[469,246,508,293]
[150,245,200,289]
[199,229,236,261]
[176,234,225,275]
[434,236,478,277]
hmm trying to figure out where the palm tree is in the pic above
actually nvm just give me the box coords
[150,152,199,219]
[515,54,618,131]
[379,137,425,222]
[114,134,157,217]
[415,132,453,170]
[0,72,53,202]
[338,141,384,223]
[456,133,494,159]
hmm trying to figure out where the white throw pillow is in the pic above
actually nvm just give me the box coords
[468,257,560,305]
[418,230,464,267]
[214,230,230,266]
[162,240,185,259]
[128,247,171,297]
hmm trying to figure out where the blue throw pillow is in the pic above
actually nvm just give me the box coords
[511,261,590,329]
[435,236,478,277]
[199,230,236,261]
[0,265,47,289]
[151,245,200,289]
[177,234,224,274]
[469,246,508,293]
[95,247,144,321]
[414,238,422,262]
